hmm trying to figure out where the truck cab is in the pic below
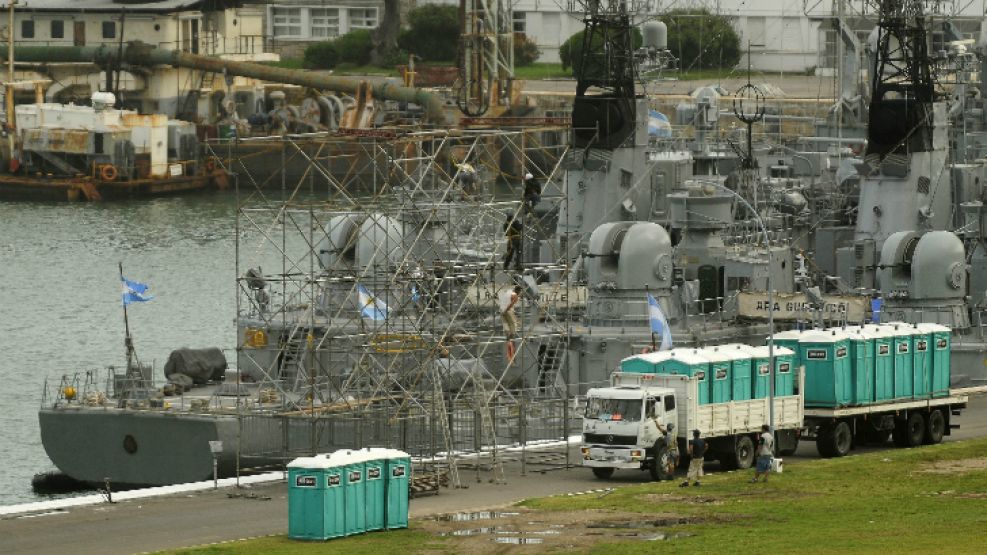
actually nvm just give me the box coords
[581,384,678,480]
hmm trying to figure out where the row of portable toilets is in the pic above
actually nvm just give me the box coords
[619,322,951,409]
[620,344,798,404]
[287,448,410,541]
[774,322,951,408]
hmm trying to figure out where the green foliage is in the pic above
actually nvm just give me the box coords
[398,5,460,63]
[558,27,642,78]
[513,33,541,67]
[661,8,741,71]
[302,42,338,70]
[334,29,374,66]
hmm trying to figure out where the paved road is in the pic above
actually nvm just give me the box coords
[2,394,984,555]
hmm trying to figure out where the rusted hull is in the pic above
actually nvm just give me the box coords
[0,174,216,201]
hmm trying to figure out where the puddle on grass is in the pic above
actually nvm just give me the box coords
[440,527,501,537]
[434,511,520,522]
[587,517,695,529]
[493,536,544,545]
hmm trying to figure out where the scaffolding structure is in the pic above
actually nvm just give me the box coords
[206,124,581,488]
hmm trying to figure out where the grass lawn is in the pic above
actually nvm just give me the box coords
[514,63,570,80]
[156,437,987,554]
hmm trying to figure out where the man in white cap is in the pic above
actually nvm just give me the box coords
[522,171,540,214]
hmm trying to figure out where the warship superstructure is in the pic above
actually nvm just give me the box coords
[36,0,987,488]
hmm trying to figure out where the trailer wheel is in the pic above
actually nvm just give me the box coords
[649,445,674,481]
[778,435,799,457]
[923,410,945,445]
[892,412,926,448]
[592,467,614,480]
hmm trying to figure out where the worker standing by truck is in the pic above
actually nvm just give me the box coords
[656,422,678,476]
[681,429,706,487]
[751,424,774,483]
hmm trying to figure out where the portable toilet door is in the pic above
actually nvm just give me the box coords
[888,323,914,399]
[665,349,711,404]
[772,329,804,373]
[287,455,329,540]
[864,324,895,401]
[916,323,951,397]
[360,450,386,532]
[910,325,932,399]
[798,329,852,407]
[841,327,875,406]
[746,346,771,399]
[698,347,733,403]
[771,346,797,397]
[342,452,367,535]
[717,344,754,401]
[369,448,411,530]
[324,464,345,539]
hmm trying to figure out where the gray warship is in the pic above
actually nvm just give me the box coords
[37,0,987,488]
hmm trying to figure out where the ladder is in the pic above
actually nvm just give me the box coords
[432,365,461,488]
[537,335,566,395]
[473,372,505,484]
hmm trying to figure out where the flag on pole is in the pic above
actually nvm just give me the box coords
[647,293,673,351]
[121,276,154,305]
[357,284,388,321]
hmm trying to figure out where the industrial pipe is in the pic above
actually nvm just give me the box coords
[0,42,449,125]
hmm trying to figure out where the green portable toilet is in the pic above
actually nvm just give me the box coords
[698,347,734,403]
[665,349,711,404]
[619,350,671,373]
[862,324,895,401]
[886,322,915,399]
[840,326,876,406]
[772,330,804,375]
[340,451,367,535]
[744,345,772,399]
[715,344,754,401]
[287,454,343,540]
[356,450,386,532]
[915,323,951,397]
[798,329,853,408]
[770,345,797,397]
[906,324,933,399]
[367,448,411,529]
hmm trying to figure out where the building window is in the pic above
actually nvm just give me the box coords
[348,8,378,29]
[272,7,303,37]
[51,20,64,39]
[747,16,766,47]
[310,8,340,38]
[21,20,34,39]
[103,21,116,39]
[513,12,526,33]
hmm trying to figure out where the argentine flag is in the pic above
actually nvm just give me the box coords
[647,110,672,138]
[357,284,388,321]
[121,276,154,306]
[647,293,673,350]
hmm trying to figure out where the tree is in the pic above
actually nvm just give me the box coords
[398,5,460,63]
[304,42,339,70]
[558,28,643,77]
[660,9,741,71]
[371,0,404,66]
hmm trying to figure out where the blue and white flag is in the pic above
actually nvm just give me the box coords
[411,284,422,304]
[121,276,154,306]
[647,110,672,138]
[357,284,388,321]
[647,293,673,350]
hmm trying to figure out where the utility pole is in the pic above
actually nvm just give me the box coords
[5,0,17,138]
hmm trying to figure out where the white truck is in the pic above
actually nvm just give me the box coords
[581,371,804,479]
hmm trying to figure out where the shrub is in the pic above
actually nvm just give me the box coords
[661,9,741,70]
[513,33,541,66]
[334,29,374,66]
[398,5,460,62]
[303,41,339,70]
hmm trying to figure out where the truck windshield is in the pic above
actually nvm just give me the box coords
[584,397,642,422]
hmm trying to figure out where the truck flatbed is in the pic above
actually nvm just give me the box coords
[804,394,968,419]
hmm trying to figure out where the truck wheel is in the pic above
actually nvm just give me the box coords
[592,467,614,480]
[725,435,755,470]
[892,412,926,448]
[649,445,673,481]
[829,422,852,457]
[923,410,945,445]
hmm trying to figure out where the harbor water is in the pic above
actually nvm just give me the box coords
[0,194,239,505]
